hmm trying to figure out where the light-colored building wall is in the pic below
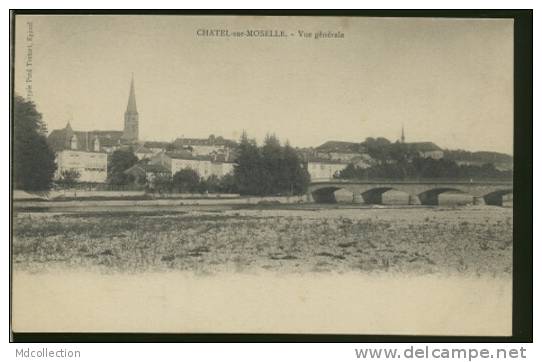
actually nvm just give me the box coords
[306,162,348,181]
[135,151,153,160]
[171,158,235,178]
[147,147,166,154]
[221,162,235,176]
[209,162,235,177]
[55,150,108,183]
[419,150,444,159]
[150,152,235,179]
[316,151,360,163]
[171,158,213,177]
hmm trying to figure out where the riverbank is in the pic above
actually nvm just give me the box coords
[13,206,512,276]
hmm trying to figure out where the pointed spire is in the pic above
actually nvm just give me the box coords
[126,73,138,113]
[401,124,405,143]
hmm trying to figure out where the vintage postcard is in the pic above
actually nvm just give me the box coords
[11,14,514,336]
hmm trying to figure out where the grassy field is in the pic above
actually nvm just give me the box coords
[12,206,513,276]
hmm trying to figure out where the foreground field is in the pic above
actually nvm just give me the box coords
[12,206,513,276]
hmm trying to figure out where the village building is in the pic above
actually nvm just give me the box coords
[142,141,171,154]
[54,150,108,184]
[298,142,373,181]
[47,122,109,183]
[124,163,171,186]
[149,151,235,179]
[399,126,444,160]
[133,144,155,160]
[172,135,237,157]
[314,140,368,162]
[304,157,349,181]
[406,142,444,159]
[315,141,366,161]
[86,130,124,153]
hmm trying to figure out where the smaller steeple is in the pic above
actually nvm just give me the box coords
[401,124,405,143]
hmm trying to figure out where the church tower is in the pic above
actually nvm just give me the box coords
[401,124,405,143]
[122,74,139,142]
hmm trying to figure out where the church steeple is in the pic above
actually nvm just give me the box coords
[126,73,138,113]
[122,74,139,142]
[401,124,405,143]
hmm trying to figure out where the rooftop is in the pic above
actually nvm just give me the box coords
[125,163,170,175]
[304,155,349,164]
[144,141,171,149]
[173,135,237,147]
[406,142,442,152]
[164,151,235,163]
[133,145,154,154]
[316,141,365,153]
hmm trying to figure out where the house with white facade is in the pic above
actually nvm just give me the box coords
[304,157,349,181]
[47,122,108,183]
[149,151,235,179]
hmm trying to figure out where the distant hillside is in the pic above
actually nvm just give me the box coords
[443,150,513,170]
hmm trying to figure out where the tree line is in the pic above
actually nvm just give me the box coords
[146,169,238,194]
[13,95,57,191]
[337,156,513,181]
[233,132,310,196]
[443,149,513,165]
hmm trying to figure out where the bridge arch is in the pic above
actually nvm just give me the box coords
[361,187,395,204]
[417,187,468,206]
[484,189,513,206]
[311,186,354,203]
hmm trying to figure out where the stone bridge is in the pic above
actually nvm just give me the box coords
[307,180,513,206]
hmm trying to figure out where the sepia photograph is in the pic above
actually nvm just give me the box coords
[10,12,524,339]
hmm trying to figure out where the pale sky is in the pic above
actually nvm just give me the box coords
[14,15,514,154]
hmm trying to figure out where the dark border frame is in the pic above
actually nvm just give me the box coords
[9,9,533,343]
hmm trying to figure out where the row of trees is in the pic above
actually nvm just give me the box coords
[337,157,513,181]
[13,95,57,191]
[234,132,310,196]
[363,137,432,163]
[108,149,138,185]
[150,169,237,194]
[443,149,513,165]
